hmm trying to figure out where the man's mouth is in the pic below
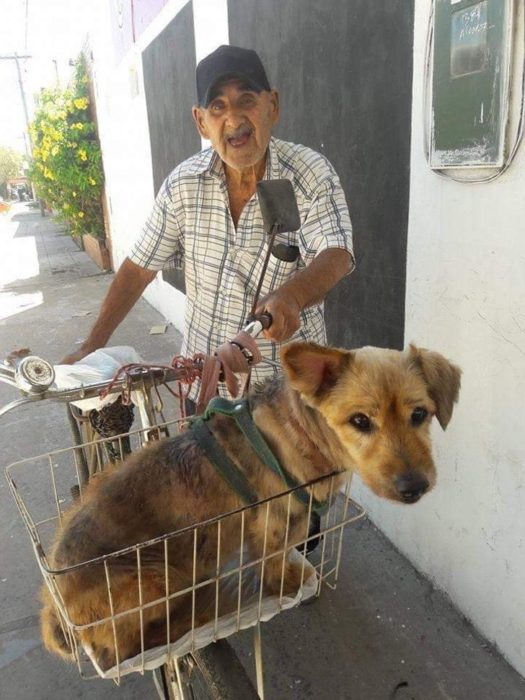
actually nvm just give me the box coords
[226,127,252,148]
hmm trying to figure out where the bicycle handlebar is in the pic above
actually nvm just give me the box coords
[0,365,189,418]
[0,313,274,418]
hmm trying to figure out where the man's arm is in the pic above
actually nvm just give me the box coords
[61,257,157,363]
[255,248,352,342]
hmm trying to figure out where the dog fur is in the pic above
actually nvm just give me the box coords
[41,342,461,670]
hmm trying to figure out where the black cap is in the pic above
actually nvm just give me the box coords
[196,45,271,107]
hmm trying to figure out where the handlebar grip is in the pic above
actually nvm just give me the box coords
[257,312,273,330]
[243,312,273,339]
[245,312,273,332]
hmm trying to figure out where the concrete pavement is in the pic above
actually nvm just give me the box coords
[1,204,524,699]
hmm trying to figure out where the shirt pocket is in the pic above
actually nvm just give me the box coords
[233,231,302,300]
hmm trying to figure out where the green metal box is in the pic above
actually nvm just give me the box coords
[431,0,513,168]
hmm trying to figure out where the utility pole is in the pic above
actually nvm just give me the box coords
[0,53,35,198]
[0,53,33,158]
[52,58,60,86]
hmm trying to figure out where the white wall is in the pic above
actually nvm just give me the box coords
[90,0,228,333]
[352,0,525,677]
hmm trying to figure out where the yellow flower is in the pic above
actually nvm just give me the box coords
[73,97,88,110]
[88,177,97,186]
[72,122,84,130]
[78,212,85,218]
[77,149,88,161]
[72,191,77,197]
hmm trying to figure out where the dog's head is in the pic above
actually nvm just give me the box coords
[280,342,461,504]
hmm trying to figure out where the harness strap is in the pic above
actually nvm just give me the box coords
[191,418,259,505]
[197,397,329,515]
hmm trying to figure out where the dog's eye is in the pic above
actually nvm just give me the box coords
[349,413,372,433]
[411,407,428,426]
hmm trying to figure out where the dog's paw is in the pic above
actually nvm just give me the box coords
[264,558,305,598]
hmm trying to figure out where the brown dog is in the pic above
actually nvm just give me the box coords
[41,342,461,670]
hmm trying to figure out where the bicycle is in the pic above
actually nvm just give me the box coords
[2,177,366,697]
[1,340,365,699]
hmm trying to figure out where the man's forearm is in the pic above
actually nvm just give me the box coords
[282,248,352,310]
[80,257,157,354]
[254,248,352,342]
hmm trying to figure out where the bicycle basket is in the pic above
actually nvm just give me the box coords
[5,417,365,683]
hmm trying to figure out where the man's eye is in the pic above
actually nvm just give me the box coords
[240,95,256,107]
[209,102,224,112]
[411,407,428,426]
[349,413,372,433]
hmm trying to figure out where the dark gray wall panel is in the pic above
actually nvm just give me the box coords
[142,1,200,193]
[228,0,414,349]
[142,0,200,292]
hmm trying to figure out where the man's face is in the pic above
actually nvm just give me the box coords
[192,80,279,173]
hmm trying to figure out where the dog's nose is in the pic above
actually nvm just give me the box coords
[394,474,429,503]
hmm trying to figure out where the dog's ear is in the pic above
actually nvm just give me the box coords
[408,345,461,430]
[281,342,351,399]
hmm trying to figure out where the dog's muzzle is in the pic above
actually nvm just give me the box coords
[394,474,430,503]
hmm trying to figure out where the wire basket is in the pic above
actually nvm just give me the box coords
[5,417,365,683]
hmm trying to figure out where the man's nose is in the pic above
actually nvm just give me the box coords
[394,473,429,503]
[224,106,245,129]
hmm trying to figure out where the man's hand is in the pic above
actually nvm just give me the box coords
[59,346,95,365]
[255,289,301,342]
[254,248,352,344]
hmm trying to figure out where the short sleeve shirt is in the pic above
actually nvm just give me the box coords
[129,137,354,400]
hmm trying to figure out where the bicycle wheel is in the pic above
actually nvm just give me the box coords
[159,640,259,700]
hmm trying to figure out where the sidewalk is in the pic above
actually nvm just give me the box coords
[1,205,524,699]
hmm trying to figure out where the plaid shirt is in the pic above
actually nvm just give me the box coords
[129,137,354,400]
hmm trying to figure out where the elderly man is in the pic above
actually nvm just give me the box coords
[63,45,354,404]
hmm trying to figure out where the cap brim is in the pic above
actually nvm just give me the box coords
[201,72,265,107]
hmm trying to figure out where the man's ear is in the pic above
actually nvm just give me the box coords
[192,105,209,140]
[408,344,461,430]
[269,89,280,125]
[280,342,351,399]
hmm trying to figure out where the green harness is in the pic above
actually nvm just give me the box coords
[190,397,329,515]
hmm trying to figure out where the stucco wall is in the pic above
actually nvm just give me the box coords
[90,0,196,332]
[351,0,525,677]
[93,0,230,328]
